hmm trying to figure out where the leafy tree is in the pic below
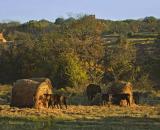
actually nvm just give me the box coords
[55,18,65,25]
[54,52,88,88]
[143,16,157,24]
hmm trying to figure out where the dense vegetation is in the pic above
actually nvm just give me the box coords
[0,15,160,90]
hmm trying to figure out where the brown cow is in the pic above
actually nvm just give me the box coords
[48,94,67,109]
[101,93,112,106]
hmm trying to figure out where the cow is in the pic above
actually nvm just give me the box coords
[112,93,131,106]
[48,94,67,109]
[101,93,112,106]
[86,84,101,101]
[34,95,49,109]
[43,94,52,108]
[133,92,141,104]
[132,91,151,104]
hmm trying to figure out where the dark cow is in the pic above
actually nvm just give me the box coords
[43,94,52,108]
[133,91,151,104]
[48,94,67,109]
[112,93,131,106]
[133,92,141,104]
[86,84,101,101]
[101,93,112,105]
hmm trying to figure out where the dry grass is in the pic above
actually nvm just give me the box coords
[0,105,160,130]
[0,84,160,130]
[0,104,160,121]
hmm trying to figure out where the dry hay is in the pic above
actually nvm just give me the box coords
[11,78,53,108]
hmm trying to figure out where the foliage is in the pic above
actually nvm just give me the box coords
[54,52,88,88]
[0,15,160,90]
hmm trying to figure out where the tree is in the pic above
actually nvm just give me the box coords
[54,52,88,88]
[104,35,137,82]
[55,18,65,25]
[143,16,157,24]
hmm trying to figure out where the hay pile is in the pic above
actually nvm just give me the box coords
[11,78,53,108]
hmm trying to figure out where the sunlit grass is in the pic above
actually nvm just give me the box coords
[0,104,160,120]
[0,105,160,130]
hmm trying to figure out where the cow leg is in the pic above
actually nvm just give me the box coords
[53,102,55,108]
[51,100,54,108]
[54,102,57,108]
[50,101,53,108]
[127,98,130,106]
[59,102,62,109]
[64,100,67,109]
[102,101,105,106]
[56,103,59,109]
[128,99,131,106]
[90,95,93,101]
[46,102,48,108]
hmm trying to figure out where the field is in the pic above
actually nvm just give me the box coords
[0,104,160,130]
[0,85,160,130]
[0,14,160,130]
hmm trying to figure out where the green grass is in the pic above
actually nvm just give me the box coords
[0,84,12,96]
[127,38,156,44]
[0,85,12,104]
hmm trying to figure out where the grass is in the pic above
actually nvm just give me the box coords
[0,84,12,97]
[127,38,156,44]
[0,85,12,105]
[0,104,160,130]
[0,84,160,130]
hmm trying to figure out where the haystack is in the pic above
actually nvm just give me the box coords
[0,33,7,43]
[107,81,132,94]
[10,78,53,108]
[107,80,133,104]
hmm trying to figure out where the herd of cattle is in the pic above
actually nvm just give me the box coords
[34,83,142,109]
[34,93,67,109]
[86,84,132,106]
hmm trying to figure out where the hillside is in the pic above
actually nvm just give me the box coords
[0,15,160,90]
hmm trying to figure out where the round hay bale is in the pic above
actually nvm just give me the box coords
[10,78,53,108]
[107,81,133,104]
[108,81,132,95]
